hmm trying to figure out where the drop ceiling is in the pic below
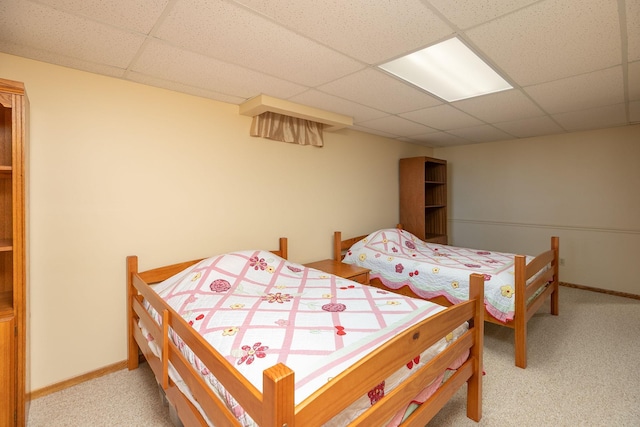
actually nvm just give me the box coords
[1,0,638,147]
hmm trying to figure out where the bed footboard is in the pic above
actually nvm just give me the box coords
[512,235,559,368]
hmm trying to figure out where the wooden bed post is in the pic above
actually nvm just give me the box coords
[126,256,140,370]
[550,236,560,316]
[262,363,295,427]
[333,231,342,261]
[467,273,484,421]
[514,255,527,369]
[279,237,288,260]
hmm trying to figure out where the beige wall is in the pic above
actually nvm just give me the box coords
[435,124,640,295]
[0,53,432,390]
[3,51,639,392]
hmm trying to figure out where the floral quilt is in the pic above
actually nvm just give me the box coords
[143,249,468,426]
[342,228,540,322]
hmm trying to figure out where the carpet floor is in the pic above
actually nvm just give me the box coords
[27,286,640,426]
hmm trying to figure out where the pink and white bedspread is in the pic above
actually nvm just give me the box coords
[342,228,540,322]
[144,249,468,426]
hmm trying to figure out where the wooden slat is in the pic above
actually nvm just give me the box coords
[525,248,555,280]
[402,361,474,426]
[524,268,554,301]
[161,310,169,390]
[347,332,474,426]
[167,306,265,422]
[168,340,242,427]
[525,284,556,322]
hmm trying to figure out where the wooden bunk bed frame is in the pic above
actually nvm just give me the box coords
[334,230,559,369]
[127,237,485,426]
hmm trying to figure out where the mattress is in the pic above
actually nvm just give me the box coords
[140,249,469,426]
[342,228,547,322]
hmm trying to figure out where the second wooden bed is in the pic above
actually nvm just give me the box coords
[127,237,485,426]
[334,229,559,369]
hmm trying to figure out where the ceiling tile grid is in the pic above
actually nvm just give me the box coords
[232,0,455,64]
[627,0,640,61]
[34,0,171,34]
[0,0,637,147]
[493,115,565,138]
[524,66,625,114]
[0,0,147,68]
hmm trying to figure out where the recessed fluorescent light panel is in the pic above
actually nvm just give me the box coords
[379,37,512,102]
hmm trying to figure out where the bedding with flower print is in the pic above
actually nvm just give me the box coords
[342,228,548,322]
[142,249,468,426]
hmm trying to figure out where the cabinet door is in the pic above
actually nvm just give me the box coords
[0,316,15,426]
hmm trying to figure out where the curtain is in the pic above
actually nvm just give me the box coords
[250,111,324,146]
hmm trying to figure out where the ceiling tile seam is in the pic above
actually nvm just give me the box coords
[521,64,628,111]
[310,84,424,120]
[365,0,461,68]
[227,0,380,69]
[124,71,242,100]
[3,1,148,71]
[3,41,130,77]
[132,33,369,97]
[119,35,311,101]
[422,0,548,32]
[27,0,150,33]
[122,0,180,79]
[616,0,631,122]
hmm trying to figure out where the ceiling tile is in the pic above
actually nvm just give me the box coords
[525,67,624,114]
[630,101,640,123]
[629,61,640,101]
[447,124,513,143]
[453,89,544,122]
[233,0,454,64]
[349,125,399,139]
[34,0,170,34]
[155,0,364,87]
[493,115,565,138]
[627,0,640,62]
[0,0,635,146]
[428,0,540,29]
[0,41,127,79]
[399,104,484,130]
[0,0,146,68]
[467,0,621,85]
[412,131,473,147]
[132,40,306,99]
[356,115,437,137]
[288,90,387,123]
[126,71,247,104]
[317,68,442,114]
[552,103,628,131]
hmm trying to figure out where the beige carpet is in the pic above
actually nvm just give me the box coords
[28,286,640,426]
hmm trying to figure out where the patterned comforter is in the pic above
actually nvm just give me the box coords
[143,249,468,426]
[342,228,540,322]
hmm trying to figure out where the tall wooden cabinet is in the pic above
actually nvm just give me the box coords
[0,78,29,426]
[399,156,448,244]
